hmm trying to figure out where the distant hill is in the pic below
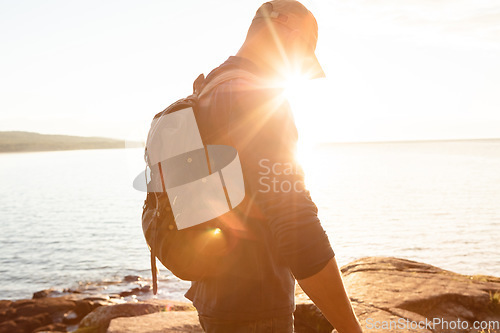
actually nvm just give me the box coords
[0,131,143,153]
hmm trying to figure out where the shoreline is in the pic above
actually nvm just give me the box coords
[2,253,498,302]
[0,131,143,154]
[0,274,190,304]
[2,257,499,333]
[0,145,143,155]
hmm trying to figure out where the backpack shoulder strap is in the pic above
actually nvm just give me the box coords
[198,69,260,99]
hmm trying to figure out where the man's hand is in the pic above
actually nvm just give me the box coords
[297,257,363,333]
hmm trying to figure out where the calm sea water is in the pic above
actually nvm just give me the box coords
[0,141,499,300]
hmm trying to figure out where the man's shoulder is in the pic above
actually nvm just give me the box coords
[211,73,286,106]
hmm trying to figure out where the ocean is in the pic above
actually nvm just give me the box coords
[0,141,499,301]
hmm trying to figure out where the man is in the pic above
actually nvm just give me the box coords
[185,1,362,332]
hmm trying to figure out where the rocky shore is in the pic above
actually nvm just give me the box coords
[1,257,499,333]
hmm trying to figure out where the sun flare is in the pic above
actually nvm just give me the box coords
[283,73,310,101]
[281,73,330,167]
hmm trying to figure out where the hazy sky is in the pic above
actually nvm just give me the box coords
[1,0,499,142]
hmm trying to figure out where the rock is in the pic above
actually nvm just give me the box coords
[82,296,109,302]
[75,300,98,319]
[0,320,18,333]
[14,297,75,318]
[63,288,81,294]
[78,302,165,333]
[62,310,79,325]
[0,301,11,323]
[104,296,324,333]
[119,285,151,298]
[123,275,141,282]
[107,311,202,333]
[0,301,12,311]
[77,300,194,333]
[2,257,498,333]
[294,295,333,333]
[147,299,195,312]
[33,289,56,299]
[12,299,35,308]
[14,313,52,332]
[292,257,500,333]
[0,297,97,333]
[341,257,500,333]
[33,322,67,332]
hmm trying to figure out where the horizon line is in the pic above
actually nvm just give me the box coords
[1,130,499,145]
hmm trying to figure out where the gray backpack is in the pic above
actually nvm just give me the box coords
[141,70,255,293]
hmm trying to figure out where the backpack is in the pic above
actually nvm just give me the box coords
[141,70,256,294]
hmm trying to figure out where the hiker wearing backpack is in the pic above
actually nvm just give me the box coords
[141,1,362,332]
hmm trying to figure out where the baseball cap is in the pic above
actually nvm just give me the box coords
[253,0,325,79]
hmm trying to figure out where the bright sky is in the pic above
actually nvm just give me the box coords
[1,0,499,143]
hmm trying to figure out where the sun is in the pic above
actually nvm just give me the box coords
[282,74,330,141]
[283,72,310,101]
[281,73,330,164]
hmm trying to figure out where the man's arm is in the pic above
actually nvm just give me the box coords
[298,257,362,333]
